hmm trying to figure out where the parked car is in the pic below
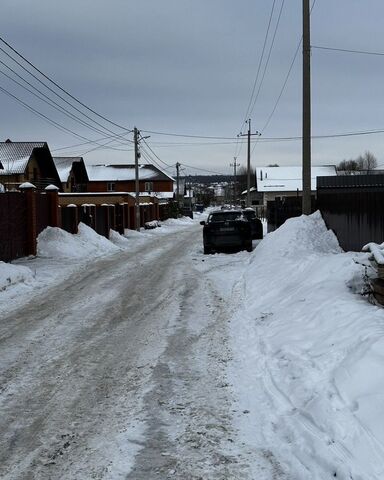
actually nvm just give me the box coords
[242,208,263,239]
[200,210,252,254]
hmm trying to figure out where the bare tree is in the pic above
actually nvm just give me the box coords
[337,151,377,173]
[361,151,377,171]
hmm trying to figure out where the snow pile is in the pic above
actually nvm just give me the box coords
[230,211,384,479]
[255,210,341,259]
[162,216,195,226]
[0,261,34,291]
[37,223,120,259]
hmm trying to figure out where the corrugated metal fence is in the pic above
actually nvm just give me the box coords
[317,175,384,251]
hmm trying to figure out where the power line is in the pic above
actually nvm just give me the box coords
[251,0,316,154]
[0,61,132,145]
[0,83,133,150]
[0,36,133,134]
[312,45,384,57]
[242,0,277,127]
[248,0,285,119]
[179,162,228,176]
[140,137,175,168]
[140,129,237,140]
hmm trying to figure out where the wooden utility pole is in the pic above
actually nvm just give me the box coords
[230,157,240,205]
[239,119,260,207]
[134,127,141,231]
[302,0,311,215]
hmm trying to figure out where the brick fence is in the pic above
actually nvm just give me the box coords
[1,189,166,262]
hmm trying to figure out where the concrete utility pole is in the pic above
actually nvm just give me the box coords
[176,162,181,207]
[302,0,311,215]
[134,127,141,231]
[230,157,240,205]
[239,119,260,207]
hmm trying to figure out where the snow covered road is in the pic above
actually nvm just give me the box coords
[0,221,265,479]
[2,213,384,480]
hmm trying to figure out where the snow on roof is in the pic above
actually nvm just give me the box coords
[52,157,83,183]
[86,164,175,182]
[256,166,336,192]
[155,191,174,199]
[0,142,46,175]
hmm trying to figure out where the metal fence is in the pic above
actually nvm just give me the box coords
[317,175,384,251]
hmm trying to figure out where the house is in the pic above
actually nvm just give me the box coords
[52,156,89,192]
[256,165,337,205]
[0,140,61,191]
[86,164,174,194]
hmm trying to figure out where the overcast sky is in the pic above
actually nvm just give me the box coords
[2,0,384,176]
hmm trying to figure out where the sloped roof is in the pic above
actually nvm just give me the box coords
[256,166,337,192]
[86,164,175,182]
[53,156,86,183]
[0,142,46,174]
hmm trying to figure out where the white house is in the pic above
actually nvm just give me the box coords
[256,165,337,205]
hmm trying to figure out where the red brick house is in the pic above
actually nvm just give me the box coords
[86,164,174,194]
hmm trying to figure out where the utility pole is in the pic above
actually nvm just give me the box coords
[239,119,260,207]
[230,157,240,205]
[176,162,181,210]
[302,0,311,215]
[134,127,141,231]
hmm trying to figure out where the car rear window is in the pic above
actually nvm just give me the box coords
[208,212,243,223]
[242,211,256,220]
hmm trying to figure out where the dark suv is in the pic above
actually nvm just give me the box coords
[242,208,263,239]
[200,210,252,254]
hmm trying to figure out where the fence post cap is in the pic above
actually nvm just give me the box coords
[19,182,36,190]
[66,203,77,208]
[45,184,59,191]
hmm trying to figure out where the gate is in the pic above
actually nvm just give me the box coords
[0,193,28,261]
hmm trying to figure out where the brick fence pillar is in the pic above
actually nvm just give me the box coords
[19,182,37,256]
[45,184,60,227]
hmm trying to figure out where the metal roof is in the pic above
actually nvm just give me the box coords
[86,164,175,182]
[256,166,337,192]
[52,156,84,182]
[0,142,46,174]
[317,174,384,189]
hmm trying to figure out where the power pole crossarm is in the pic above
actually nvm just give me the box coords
[238,119,260,207]
[230,157,240,205]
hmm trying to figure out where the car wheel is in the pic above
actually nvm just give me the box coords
[246,243,253,252]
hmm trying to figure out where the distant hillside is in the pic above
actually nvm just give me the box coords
[181,174,232,184]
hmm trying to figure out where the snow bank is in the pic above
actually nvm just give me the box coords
[37,223,120,259]
[230,211,384,479]
[0,261,34,291]
[255,210,341,259]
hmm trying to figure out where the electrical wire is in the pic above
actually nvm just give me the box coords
[248,0,285,120]
[0,36,132,133]
[242,0,277,127]
[139,137,175,169]
[0,83,132,150]
[312,45,384,57]
[0,61,132,145]
[179,162,228,176]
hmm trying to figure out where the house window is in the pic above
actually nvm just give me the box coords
[107,182,116,191]
[145,182,153,192]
